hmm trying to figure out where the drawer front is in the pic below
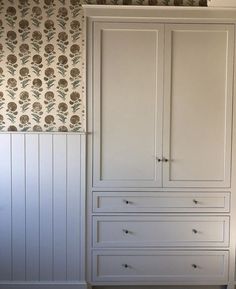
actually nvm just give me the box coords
[93,216,229,248]
[93,192,230,213]
[93,250,229,283]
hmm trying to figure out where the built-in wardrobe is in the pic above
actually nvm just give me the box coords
[84,6,236,289]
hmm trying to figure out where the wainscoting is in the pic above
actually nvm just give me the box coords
[0,133,86,289]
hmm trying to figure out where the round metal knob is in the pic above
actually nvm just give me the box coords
[163,158,169,162]
[123,229,129,234]
[122,264,128,268]
[192,264,197,269]
[156,158,162,162]
[124,200,129,205]
[192,229,198,234]
[193,199,198,204]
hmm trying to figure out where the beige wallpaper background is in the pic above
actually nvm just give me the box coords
[0,0,207,132]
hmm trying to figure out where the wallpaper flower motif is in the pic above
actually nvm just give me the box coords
[0,0,85,132]
[0,0,206,132]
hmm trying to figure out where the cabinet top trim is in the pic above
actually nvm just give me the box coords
[83,5,236,21]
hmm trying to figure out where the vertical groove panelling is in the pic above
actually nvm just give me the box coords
[53,135,67,281]
[39,134,53,281]
[79,135,86,281]
[25,135,40,281]
[11,134,26,280]
[67,135,81,281]
[0,133,85,285]
[0,134,12,280]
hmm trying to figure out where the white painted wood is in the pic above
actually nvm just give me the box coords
[83,5,236,22]
[208,0,236,7]
[93,285,224,289]
[90,20,234,189]
[0,282,88,289]
[79,136,86,282]
[53,135,68,281]
[67,135,81,281]
[93,22,164,188]
[0,133,85,285]
[85,6,236,288]
[11,134,26,281]
[163,24,234,187]
[0,134,12,280]
[231,14,236,289]
[93,216,229,248]
[93,250,229,284]
[25,135,40,281]
[39,134,53,281]
[85,286,222,289]
[229,8,236,289]
[93,192,230,213]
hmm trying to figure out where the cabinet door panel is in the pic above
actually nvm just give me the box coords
[163,24,234,187]
[93,22,164,188]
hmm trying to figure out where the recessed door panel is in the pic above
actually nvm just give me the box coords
[93,22,164,188]
[163,24,234,187]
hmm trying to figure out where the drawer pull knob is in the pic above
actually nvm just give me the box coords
[124,200,129,205]
[156,157,162,162]
[193,199,198,204]
[123,229,129,234]
[192,229,198,234]
[163,157,169,162]
[122,264,129,268]
[192,264,197,269]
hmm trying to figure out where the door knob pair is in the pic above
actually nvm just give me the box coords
[156,157,169,162]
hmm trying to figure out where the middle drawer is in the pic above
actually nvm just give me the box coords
[93,216,229,248]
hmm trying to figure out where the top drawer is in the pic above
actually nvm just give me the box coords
[93,192,230,213]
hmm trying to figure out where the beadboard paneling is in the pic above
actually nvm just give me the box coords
[25,135,40,281]
[0,133,85,283]
[39,134,53,281]
[0,134,12,280]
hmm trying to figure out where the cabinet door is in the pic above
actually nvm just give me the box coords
[92,22,164,188]
[163,24,234,187]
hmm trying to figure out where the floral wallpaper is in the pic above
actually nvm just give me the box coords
[0,0,206,132]
[0,0,84,132]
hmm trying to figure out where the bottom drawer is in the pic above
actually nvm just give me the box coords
[93,250,229,284]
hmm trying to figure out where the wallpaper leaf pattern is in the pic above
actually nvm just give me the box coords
[0,0,206,132]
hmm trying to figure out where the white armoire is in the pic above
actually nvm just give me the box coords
[84,5,236,289]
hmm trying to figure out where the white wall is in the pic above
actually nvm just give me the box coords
[0,133,86,289]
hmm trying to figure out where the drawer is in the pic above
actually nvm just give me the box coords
[93,216,229,248]
[93,250,229,284]
[93,192,230,213]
